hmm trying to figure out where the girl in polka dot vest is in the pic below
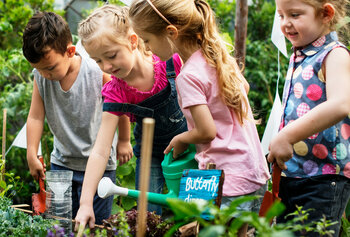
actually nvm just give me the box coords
[267,0,350,235]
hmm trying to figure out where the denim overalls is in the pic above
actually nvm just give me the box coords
[103,58,187,214]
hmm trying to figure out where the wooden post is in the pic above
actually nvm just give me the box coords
[1,109,6,187]
[234,0,248,71]
[136,118,155,237]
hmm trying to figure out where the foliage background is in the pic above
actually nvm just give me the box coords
[0,0,348,212]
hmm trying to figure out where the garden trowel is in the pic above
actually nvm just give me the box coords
[259,163,281,217]
[32,155,46,215]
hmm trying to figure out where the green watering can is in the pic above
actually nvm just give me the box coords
[97,144,198,207]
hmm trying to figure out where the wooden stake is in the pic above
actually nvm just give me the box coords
[1,109,6,187]
[136,118,155,237]
[234,0,248,70]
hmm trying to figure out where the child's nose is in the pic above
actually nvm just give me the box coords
[102,61,112,72]
[281,18,291,28]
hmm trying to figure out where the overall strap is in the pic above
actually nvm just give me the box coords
[166,57,176,80]
[103,102,154,118]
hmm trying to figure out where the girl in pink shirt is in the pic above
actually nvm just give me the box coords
[129,1,270,236]
[74,5,186,230]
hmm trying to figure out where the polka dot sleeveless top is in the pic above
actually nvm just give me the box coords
[281,32,350,178]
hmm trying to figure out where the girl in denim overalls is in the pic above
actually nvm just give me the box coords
[129,1,271,236]
[74,5,187,229]
[267,0,350,236]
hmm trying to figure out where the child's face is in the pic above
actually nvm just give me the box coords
[30,48,72,81]
[85,39,135,79]
[134,29,175,62]
[276,0,329,48]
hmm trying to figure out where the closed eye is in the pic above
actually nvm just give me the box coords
[108,53,116,59]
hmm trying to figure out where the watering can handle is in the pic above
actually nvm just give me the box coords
[170,145,191,161]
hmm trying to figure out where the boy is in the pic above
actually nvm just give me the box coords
[22,11,133,224]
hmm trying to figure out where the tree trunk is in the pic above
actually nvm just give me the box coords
[234,0,248,71]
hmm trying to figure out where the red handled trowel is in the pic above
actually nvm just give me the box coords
[32,155,46,215]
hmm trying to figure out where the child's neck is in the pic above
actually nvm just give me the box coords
[295,30,332,50]
[178,44,200,63]
[122,53,154,92]
[60,54,81,91]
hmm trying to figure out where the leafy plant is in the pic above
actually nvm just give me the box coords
[164,197,292,237]
[0,196,53,237]
[341,217,350,237]
[0,0,63,50]
[165,197,343,237]
[103,209,177,237]
[0,157,23,199]
[284,206,338,237]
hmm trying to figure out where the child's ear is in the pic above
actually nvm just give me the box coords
[322,3,335,23]
[130,33,138,50]
[67,45,76,57]
[166,25,178,40]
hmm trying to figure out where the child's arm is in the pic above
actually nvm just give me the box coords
[26,80,46,180]
[102,72,112,85]
[74,112,119,229]
[268,47,350,169]
[116,115,133,165]
[164,104,216,157]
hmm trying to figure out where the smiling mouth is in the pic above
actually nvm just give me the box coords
[287,32,298,37]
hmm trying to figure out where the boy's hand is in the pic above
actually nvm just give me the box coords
[267,132,293,170]
[117,140,133,165]
[74,204,95,232]
[27,156,46,181]
[164,135,188,158]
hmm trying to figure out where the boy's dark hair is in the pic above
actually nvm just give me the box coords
[22,11,72,63]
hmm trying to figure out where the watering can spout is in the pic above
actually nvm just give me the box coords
[98,177,128,199]
[97,177,176,207]
[97,144,198,207]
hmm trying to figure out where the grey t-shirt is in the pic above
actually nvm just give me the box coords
[34,55,116,171]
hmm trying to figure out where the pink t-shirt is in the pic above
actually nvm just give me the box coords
[176,50,270,196]
[102,54,182,122]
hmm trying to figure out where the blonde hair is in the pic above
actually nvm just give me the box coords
[78,4,150,57]
[302,0,349,29]
[130,0,249,124]
[303,0,350,41]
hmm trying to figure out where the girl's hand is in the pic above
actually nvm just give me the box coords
[267,131,293,170]
[74,204,95,232]
[164,134,188,158]
[117,140,133,165]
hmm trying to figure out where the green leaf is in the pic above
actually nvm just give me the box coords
[199,225,226,237]
[265,201,286,221]
[0,180,6,189]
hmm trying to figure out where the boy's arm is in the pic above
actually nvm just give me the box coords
[26,79,46,180]
[75,112,119,229]
[164,104,216,157]
[268,47,350,169]
[116,115,133,165]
